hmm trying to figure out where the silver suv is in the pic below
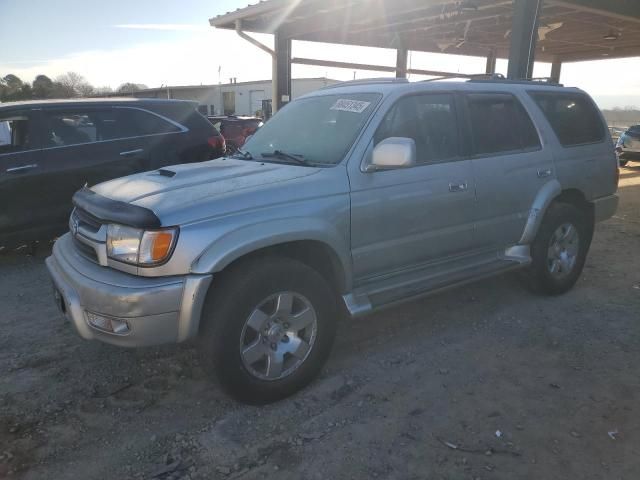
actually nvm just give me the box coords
[46,78,619,403]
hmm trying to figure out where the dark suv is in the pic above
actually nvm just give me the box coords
[0,98,225,248]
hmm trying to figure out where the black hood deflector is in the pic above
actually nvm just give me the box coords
[72,187,161,229]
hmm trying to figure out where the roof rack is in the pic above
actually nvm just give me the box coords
[321,77,409,89]
[468,74,563,87]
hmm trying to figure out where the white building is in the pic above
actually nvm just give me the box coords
[126,77,339,117]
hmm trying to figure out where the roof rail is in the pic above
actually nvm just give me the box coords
[321,77,409,89]
[468,74,563,87]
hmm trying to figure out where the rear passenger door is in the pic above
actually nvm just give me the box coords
[463,93,553,249]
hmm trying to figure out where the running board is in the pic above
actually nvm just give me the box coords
[343,257,528,318]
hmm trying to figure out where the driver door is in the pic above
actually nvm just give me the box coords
[349,92,478,283]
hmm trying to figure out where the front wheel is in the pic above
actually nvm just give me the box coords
[524,203,592,295]
[198,257,337,404]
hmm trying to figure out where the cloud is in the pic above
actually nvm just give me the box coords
[113,24,208,32]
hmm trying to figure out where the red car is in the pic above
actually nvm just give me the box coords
[208,115,263,154]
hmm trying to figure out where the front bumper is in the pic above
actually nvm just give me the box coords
[46,234,212,347]
[592,194,619,223]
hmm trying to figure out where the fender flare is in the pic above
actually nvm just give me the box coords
[518,179,562,245]
[190,217,352,288]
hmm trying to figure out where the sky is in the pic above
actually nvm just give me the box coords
[1,0,639,109]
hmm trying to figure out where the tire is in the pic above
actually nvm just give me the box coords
[198,256,338,404]
[524,203,592,295]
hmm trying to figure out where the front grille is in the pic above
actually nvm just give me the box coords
[72,235,99,263]
[74,207,102,233]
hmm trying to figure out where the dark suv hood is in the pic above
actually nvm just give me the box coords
[91,158,320,221]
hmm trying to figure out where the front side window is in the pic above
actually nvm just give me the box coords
[529,92,604,146]
[375,93,459,164]
[242,93,381,165]
[0,113,31,154]
[467,94,540,156]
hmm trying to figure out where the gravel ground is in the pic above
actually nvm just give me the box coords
[1,165,639,480]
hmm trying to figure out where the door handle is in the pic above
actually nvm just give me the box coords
[119,148,144,157]
[448,182,468,193]
[537,168,552,178]
[6,164,38,174]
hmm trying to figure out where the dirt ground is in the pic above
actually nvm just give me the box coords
[1,166,639,480]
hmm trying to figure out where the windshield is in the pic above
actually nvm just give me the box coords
[241,93,381,165]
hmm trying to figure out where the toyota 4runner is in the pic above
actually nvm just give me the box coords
[46,78,619,403]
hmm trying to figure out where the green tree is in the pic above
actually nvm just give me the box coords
[32,74,54,99]
[0,74,26,101]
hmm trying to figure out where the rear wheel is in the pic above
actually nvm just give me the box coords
[198,256,337,404]
[524,203,591,295]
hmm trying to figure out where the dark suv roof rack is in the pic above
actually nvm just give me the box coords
[321,77,409,89]
[468,73,563,87]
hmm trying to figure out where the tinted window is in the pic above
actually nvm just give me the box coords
[116,108,181,136]
[467,94,540,155]
[0,113,32,154]
[43,107,181,147]
[375,94,459,164]
[529,92,604,146]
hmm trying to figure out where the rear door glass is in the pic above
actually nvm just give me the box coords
[116,108,181,136]
[466,93,540,156]
[529,92,604,146]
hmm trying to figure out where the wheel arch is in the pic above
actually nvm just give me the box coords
[191,219,352,294]
[519,181,594,245]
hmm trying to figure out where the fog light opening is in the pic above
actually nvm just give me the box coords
[86,311,130,335]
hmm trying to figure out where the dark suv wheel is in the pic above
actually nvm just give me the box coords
[198,256,338,404]
[524,203,592,295]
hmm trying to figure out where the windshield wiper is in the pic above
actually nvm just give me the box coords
[232,147,253,160]
[261,150,311,166]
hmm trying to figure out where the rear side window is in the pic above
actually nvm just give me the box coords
[116,108,181,136]
[375,93,459,164]
[467,93,540,156]
[529,92,604,146]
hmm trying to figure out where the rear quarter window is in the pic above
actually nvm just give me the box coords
[529,92,604,147]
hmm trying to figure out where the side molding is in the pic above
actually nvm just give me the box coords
[518,179,562,245]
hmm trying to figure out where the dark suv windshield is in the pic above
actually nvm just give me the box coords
[242,93,381,165]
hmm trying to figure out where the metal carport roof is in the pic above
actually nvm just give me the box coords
[209,0,640,111]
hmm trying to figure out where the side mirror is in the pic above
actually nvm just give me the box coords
[366,137,416,172]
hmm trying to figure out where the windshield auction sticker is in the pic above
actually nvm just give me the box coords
[330,99,371,113]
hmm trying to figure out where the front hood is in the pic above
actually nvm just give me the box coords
[91,158,321,221]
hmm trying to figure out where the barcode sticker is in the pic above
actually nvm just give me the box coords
[330,99,371,113]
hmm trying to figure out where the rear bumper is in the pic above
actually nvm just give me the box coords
[46,233,212,347]
[592,194,619,223]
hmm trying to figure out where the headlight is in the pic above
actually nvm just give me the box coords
[106,224,178,266]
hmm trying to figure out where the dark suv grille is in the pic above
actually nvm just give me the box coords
[74,208,102,233]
